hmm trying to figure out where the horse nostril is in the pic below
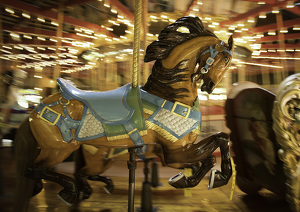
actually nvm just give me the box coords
[208,81,215,91]
[200,80,215,93]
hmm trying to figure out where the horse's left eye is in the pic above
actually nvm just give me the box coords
[224,57,228,62]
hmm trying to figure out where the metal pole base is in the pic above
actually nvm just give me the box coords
[128,148,137,212]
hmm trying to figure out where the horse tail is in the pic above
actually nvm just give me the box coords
[14,117,40,212]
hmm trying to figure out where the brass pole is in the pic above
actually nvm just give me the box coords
[52,1,64,93]
[141,0,149,85]
[131,0,142,88]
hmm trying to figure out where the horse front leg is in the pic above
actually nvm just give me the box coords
[25,166,78,206]
[169,155,216,188]
[208,135,232,189]
[74,146,93,201]
[74,145,114,199]
[165,132,232,189]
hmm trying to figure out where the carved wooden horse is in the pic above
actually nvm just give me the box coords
[14,17,234,211]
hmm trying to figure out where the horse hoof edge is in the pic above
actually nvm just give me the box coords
[57,189,77,207]
[169,172,188,188]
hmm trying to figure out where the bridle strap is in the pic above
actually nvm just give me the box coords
[192,41,232,82]
[199,41,232,74]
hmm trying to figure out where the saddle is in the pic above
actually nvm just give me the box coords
[58,78,134,125]
[35,78,146,147]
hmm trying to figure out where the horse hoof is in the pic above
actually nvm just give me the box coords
[103,184,114,194]
[80,187,92,200]
[208,169,228,189]
[32,180,43,197]
[169,172,188,188]
[57,189,77,206]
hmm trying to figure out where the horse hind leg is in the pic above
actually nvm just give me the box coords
[74,145,114,198]
[208,134,232,189]
[88,175,114,194]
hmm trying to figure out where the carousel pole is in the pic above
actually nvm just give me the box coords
[128,0,142,211]
[131,0,142,88]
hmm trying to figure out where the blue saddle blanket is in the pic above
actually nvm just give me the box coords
[58,78,134,125]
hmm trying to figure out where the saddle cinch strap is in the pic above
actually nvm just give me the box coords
[34,78,146,149]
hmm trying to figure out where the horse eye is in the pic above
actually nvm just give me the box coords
[224,57,228,62]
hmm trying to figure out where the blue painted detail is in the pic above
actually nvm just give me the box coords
[34,100,60,113]
[140,89,201,121]
[56,118,73,142]
[140,89,202,140]
[122,120,144,147]
[40,108,59,123]
[57,78,134,125]
[35,100,81,142]
[62,106,80,129]
[136,145,149,160]
[199,42,232,74]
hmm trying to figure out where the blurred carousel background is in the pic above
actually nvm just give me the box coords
[0,0,299,211]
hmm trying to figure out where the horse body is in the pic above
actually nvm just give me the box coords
[14,16,234,211]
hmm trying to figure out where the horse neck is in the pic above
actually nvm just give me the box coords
[144,37,220,106]
[143,61,197,106]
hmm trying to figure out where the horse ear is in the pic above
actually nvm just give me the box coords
[228,35,234,51]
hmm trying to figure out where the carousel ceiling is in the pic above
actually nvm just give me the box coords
[0,0,299,74]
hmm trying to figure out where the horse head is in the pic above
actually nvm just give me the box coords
[143,16,234,106]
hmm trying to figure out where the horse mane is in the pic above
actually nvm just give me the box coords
[143,16,217,102]
[144,16,217,62]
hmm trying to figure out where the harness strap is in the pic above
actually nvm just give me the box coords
[140,89,200,120]
[34,100,80,142]
[199,41,232,74]
[122,120,145,152]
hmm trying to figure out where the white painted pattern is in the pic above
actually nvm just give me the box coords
[78,109,104,138]
[153,108,197,136]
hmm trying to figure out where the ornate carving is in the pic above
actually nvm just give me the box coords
[272,73,300,211]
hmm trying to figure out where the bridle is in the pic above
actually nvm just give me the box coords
[192,41,232,82]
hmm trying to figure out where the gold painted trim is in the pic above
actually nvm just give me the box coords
[59,97,70,105]
[192,128,200,135]
[82,144,99,155]
[39,106,61,126]
[143,108,154,115]
[107,130,148,141]
[161,100,167,108]
[128,128,137,135]
[171,101,191,119]
[145,120,178,143]
[107,148,128,159]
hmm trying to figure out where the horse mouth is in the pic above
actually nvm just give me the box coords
[201,80,215,94]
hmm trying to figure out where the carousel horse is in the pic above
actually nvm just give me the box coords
[0,69,28,139]
[225,74,300,212]
[14,16,234,212]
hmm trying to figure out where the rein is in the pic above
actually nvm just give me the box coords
[192,41,232,82]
